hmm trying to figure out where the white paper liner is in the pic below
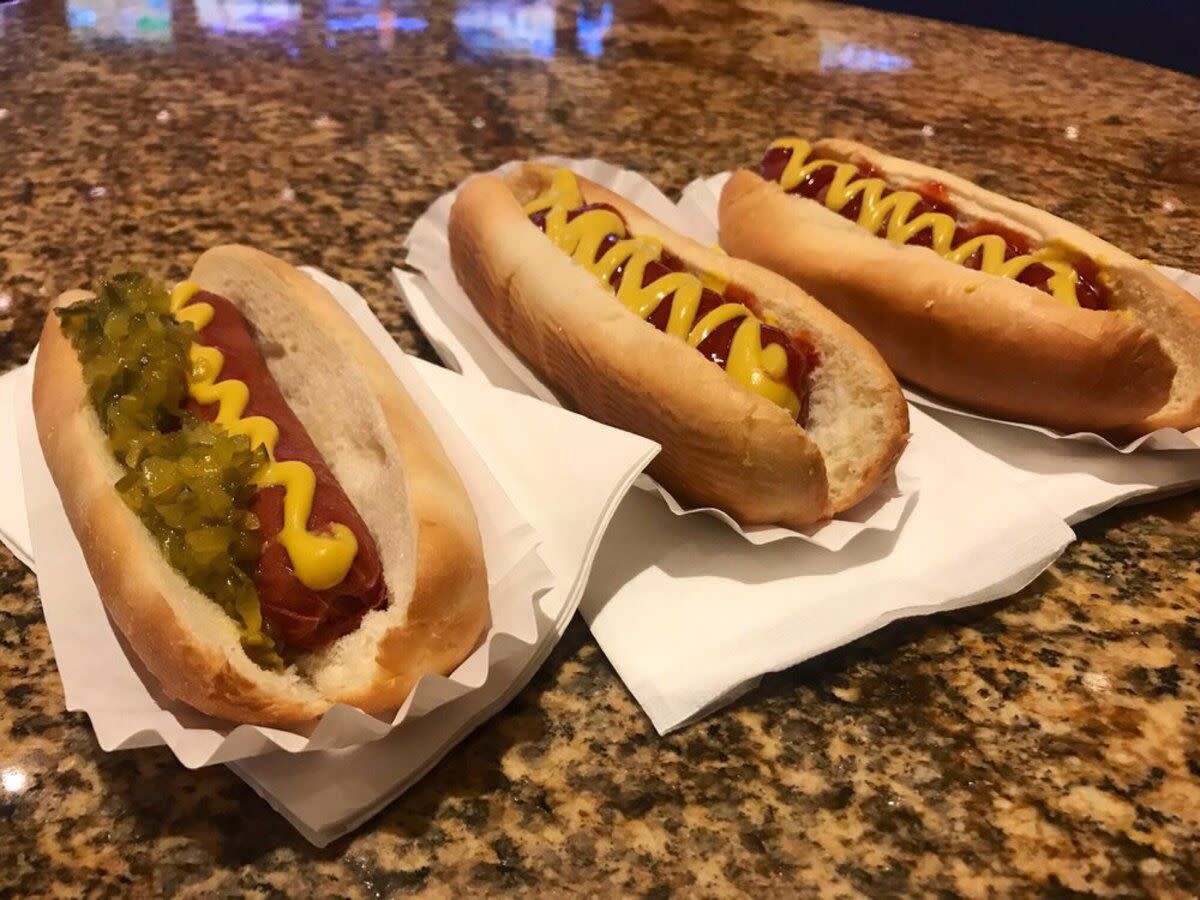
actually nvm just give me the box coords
[0,367,33,568]
[678,173,1200,453]
[13,270,558,768]
[403,157,917,549]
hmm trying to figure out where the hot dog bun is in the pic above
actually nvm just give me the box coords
[33,246,488,726]
[720,139,1200,435]
[449,164,908,526]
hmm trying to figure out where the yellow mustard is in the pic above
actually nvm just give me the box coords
[171,281,357,592]
[525,168,801,419]
[770,138,1090,307]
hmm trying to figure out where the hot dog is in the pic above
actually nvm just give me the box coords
[182,288,388,652]
[33,246,488,725]
[449,164,909,527]
[719,138,1200,435]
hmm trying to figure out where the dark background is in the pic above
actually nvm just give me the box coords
[854,0,1197,75]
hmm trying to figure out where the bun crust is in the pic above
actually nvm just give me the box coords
[720,145,1194,434]
[32,247,488,726]
[449,165,909,525]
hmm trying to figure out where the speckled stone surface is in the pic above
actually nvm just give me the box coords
[1,1,1199,895]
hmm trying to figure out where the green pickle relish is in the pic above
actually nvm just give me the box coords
[58,273,283,669]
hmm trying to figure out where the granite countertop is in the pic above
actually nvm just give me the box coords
[2,0,1198,894]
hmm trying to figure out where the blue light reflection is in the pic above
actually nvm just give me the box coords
[819,40,911,73]
[325,2,427,33]
[195,0,301,36]
[576,1,611,58]
[454,0,556,60]
[68,1,172,42]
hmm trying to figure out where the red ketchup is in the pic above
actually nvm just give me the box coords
[760,147,1109,310]
[184,291,387,652]
[530,205,819,423]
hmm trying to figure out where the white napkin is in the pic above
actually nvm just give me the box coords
[0,366,32,567]
[3,270,657,773]
[678,174,1200,524]
[581,406,1071,730]
[394,264,1075,734]
[403,157,918,549]
[910,407,1200,523]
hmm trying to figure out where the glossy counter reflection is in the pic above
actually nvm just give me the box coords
[4,0,932,96]
[33,0,903,72]
[1,0,1198,895]
[52,0,616,59]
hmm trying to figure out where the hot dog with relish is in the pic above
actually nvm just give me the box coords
[33,246,488,725]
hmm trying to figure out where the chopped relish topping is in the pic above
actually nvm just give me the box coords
[58,274,281,668]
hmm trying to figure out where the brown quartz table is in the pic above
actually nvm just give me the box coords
[2,1,1198,895]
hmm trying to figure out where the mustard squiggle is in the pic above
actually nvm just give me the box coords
[525,169,802,419]
[770,138,1091,307]
[171,282,358,592]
